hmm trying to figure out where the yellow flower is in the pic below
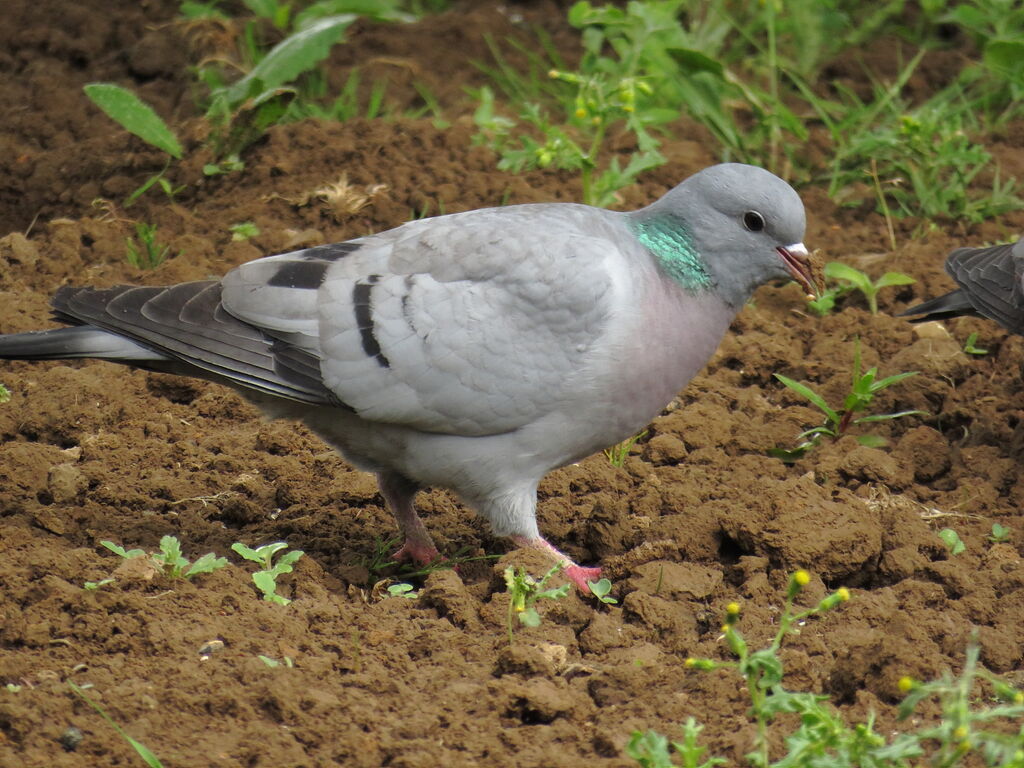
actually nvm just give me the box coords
[794,569,811,586]
[575,107,587,119]
[726,602,741,616]
[952,726,968,741]
[897,676,915,693]
[685,657,696,668]
[836,587,850,602]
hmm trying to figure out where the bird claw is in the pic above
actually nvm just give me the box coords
[389,540,441,567]
[564,564,602,592]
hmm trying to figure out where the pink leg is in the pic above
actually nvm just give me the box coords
[378,472,440,566]
[509,535,601,592]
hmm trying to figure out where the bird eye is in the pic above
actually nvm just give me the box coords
[743,211,765,232]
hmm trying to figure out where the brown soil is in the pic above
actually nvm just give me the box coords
[2,1,1023,766]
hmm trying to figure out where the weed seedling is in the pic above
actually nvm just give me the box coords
[69,681,164,767]
[963,332,989,355]
[821,262,915,315]
[83,578,116,591]
[258,654,294,668]
[229,221,260,241]
[151,535,228,578]
[604,429,647,467]
[83,83,184,206]
[626,718,724,768]
[125,223,173,270]
[504,563,571,644]
[587,578,618,604]
[387,583,419,599]
[939,527,967,555]
[0,384,10,404]
[635,573,1024,766]
[232,541,304,605]
[988,523,1011,543]
[101,536,228,579]
[770,340,925,461]
[680,573,853,766]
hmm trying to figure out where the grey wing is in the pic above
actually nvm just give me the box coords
[945,239,1024,334]
[48,281,340,404]
[222,207,620,436]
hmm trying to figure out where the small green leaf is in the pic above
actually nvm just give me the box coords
[774,374,839,423]
[874,271,916,289]
[666,47,725,76]
[83,84,182,159]
[823,262,870,291]
[185,553,229,578]
[100,541,145,559]
[938,528,966,556]
[855,434,888,447]
[223,15,355,106]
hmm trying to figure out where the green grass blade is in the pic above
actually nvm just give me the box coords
[83,84,182,159]
[870,371,919,391]
[69,682,163,767]
[854,409,928,424]
[773,374,839,423]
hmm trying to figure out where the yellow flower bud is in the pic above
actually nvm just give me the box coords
[548,69,559,79]
[952,726,968,741]
[575,107,587,119]
[1015,691,1024,705]
[685,657,696,668]
[897,676,915,693]
[726,602,741,615]
[836,587,850,602]
[794,570,811,585]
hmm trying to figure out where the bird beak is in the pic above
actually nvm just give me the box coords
[777,243,820,300]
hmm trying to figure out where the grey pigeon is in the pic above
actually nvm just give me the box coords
[0,163,814,590]
[901,238,1024,334]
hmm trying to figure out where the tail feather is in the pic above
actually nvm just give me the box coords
[899,289,978,323]
[0,326,167,361]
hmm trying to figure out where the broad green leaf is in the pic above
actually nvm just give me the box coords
[984,39,1024,77]
[272,549,305,575]
[823,262,870,290]
[185,553,229,578]
[230,542,262,562]
[83,84,182,159]
[938,528,966,555]
[224,15,355,106]
[253,570,289,603]
[100,540,145,559]
[874,271,916,289]
[666,47,725,77]
[774,374,839,423]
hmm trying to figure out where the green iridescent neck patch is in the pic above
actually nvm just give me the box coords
[629,215,711,292]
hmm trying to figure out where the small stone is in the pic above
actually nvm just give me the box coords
[198,639,225,657]
[58,726,83,752]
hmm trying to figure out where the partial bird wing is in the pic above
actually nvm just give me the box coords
[224,205,620,436]
[48,281,341,404]
[944,240,1024,334]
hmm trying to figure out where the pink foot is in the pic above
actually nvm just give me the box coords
[565,565,603,592]
[389,540,441,566]
[509,535,600,592]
